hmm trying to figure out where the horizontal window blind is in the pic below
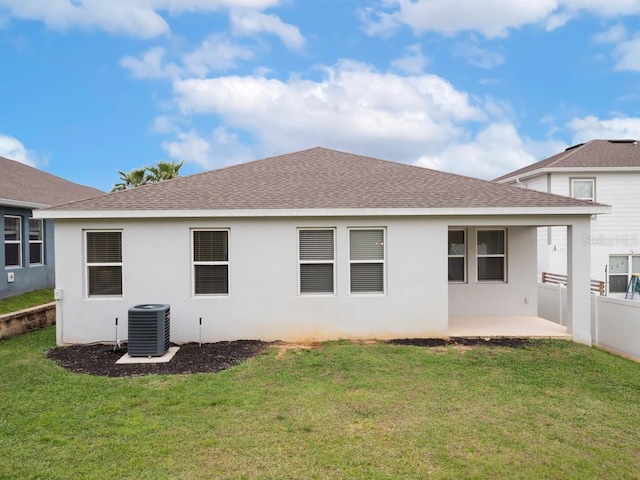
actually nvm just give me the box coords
[29,219,42,241]
[478,257,504,282]
[477,230,504,256]
[87,231,122,263]
[477,230,505,282]
[350,229,384,260]
[299,230,334,260]
[350,263,384,293]
[300,264,334,293]
[88,265,122,296]
[194,230,228,262]
[195,265,229,295]
[350,228,385,294]
[5,216,21,241]
[299,229,334,294]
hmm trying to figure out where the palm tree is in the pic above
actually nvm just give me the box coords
[111,160,183,192]
[111,167,149,192]
[146,160,184,182]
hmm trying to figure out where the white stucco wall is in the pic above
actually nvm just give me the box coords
[448,226,538,317]
[54,216,452,344]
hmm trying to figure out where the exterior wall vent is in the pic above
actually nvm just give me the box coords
[128,304,170,357]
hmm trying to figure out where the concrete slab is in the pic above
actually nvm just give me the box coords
[449,316,571,338]
[116,346,180,364]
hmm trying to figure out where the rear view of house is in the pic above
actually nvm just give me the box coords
[496,139,640,296]
[1,155,103,298]
[37,148,607,346]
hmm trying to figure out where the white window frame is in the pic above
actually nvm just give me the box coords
[477,229,507,283]
[85,230,123,298]
[608,254,640,294]
[448,229,466,283]
[570,178,595,202]
[349,227,386,295]
[298,228,336,296]
[4,215,22,268]
[192,229,230,297]
[29,218,44,266]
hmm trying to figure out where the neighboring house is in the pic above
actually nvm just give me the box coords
[495,139,640,296]
[1,155,103,298]
[36,147,607,346]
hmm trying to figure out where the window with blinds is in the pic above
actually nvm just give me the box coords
[299,229,335,294]
[86,231,122,296]
[29,219,44,265]
[477,229,506,282]
[349,228,385,294]
[193,230,229,295]
[448,229,466,282]
[4,215,22,268]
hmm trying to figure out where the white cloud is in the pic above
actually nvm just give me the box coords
[0,134,38,166]
[415,123,563,179]
[453,37,505,69]
[183,34,255,77]
[363,0,557,38]
[0,0,281,38]
[121,47,180,79]
[593,24,626,44]
[230,9,305,50]
[363,0,640,38]
[391,43,428,74]
[161,127,253,168]
[172,60,486,160]
[568,115,640,142]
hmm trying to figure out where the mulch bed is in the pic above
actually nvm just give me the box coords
[46,340,272,377]
[46,337,531,377]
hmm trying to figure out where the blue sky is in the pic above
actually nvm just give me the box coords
[2,1,640,192]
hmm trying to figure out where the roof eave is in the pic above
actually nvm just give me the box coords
[34,205,611,220]
[0,198,49,210]
[497,166,640,183]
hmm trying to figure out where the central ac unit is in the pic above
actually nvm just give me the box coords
[128,304,170,357]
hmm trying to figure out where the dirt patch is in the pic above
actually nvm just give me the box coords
[387,337,532,348]
[274,341,322,358]
[46,340,272,377]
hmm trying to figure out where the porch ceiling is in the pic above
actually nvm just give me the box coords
[449,316,571,338]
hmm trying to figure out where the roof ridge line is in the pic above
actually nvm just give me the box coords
[546,140,594,168]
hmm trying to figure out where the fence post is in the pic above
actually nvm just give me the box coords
[542,272,547,284]
[593,293,599,345]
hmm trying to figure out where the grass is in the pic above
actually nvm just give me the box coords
[0,288,54,315]
[1,328,639,480]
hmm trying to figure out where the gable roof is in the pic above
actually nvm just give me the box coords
[0,155,103,208]
[494,139,640,182]
[38,147,607,219]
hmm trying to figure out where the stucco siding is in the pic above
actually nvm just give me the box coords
[1,207,55,298]
[53,217,451,344]
[448,226,538,317]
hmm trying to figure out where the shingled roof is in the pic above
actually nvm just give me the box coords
[42,147,603,215]
[494,139,640,182]
[0,155,103,207]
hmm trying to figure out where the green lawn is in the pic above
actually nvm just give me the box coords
[0,288,54,315]
[1,328,638,480]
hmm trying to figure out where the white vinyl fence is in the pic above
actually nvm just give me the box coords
[538,283,640,360]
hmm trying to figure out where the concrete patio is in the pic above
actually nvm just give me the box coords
[449,316,571,338]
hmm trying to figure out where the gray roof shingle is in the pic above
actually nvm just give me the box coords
[0,155,103,207]
[494,139,640,182]
[44,147,601,213]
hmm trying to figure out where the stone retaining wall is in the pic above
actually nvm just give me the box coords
[0,302,56,340]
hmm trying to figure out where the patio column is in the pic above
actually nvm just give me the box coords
[566,218,591,346]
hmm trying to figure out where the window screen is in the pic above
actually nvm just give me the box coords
[477,230,506,282]
[299,229,334,294]
[349,229,385,294]
[86,231,122,296]
[193,230,229,295]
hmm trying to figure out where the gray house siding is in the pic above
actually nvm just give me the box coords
[1,206,55,299]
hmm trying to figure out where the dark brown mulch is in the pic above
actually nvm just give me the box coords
[46,340,272,377]
[387,337,532,348]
